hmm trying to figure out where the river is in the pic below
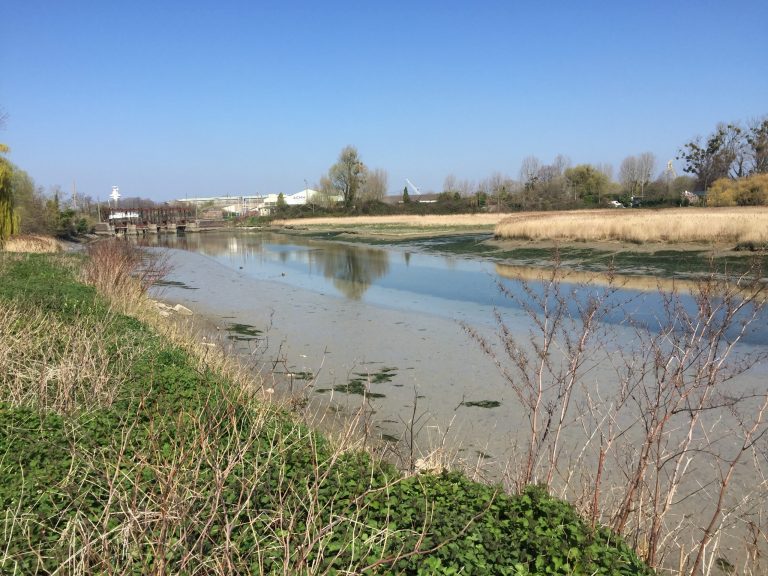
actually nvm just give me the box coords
[142,230,765,444]
[141,229,768,568]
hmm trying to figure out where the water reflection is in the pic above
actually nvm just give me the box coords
[142,231,768,345]
[317,245,389,299]
[495,263,696,293]
[144,231,389,299]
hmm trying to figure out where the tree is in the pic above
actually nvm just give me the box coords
[327,146,366,210]
[517,155,571,210]
[317,176,338,208]
[678,123,743,190]
[487,172,508,212]
[621,152,656,198]
[636,152,656,198]
[360,168,387,203]
[619,156,640,196]
[564,164,610,205]
[0,143,21,242]
[444,175,475,199]
[746,116,768,174]
[12,169,48,234]
[443,174,458,195]
[595,162,613,182]
[402,186,411,204]
[276,192,286,210]
[519,156,541,191]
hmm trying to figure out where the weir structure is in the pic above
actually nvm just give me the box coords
[96,206,202,235]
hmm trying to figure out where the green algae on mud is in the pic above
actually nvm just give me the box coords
[225,322,262,341]
[154,279,199,290]
[462,400,502,409]
[315,366,398,399]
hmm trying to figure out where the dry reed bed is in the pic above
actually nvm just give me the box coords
[274,213,508,228]
[1,234,66,253]
[495,207,768,245]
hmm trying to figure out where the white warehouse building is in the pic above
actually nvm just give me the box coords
[262,188,322,207]
[174,188,337,216]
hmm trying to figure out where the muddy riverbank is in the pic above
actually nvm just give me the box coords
[151,245,530,469]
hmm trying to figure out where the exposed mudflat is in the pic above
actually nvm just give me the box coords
[150,247,533,469]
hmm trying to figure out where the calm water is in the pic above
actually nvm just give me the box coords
[145,230,768,345]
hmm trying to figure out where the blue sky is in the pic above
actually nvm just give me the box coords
[2,0,767,202]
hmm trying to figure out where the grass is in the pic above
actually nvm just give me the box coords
[0,242,653,574]
[494,207,768,246]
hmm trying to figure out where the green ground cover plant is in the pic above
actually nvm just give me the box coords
[0,248,653,574]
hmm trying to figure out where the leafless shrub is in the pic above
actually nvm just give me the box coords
[81,239,171,313]
[466,254,768,574]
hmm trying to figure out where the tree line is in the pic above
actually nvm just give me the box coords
[2,113,767,241]
[296,114,766,217]
[0,148,100,242]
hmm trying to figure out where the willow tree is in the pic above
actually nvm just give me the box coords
[0,144,20,242]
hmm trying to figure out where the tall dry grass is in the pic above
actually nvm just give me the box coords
[495,207,768,245]
[274,213,508,228]
[1,234,66,253]
[0,304,145,412]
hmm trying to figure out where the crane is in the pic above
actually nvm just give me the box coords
[664,159,677,179]
[661,160,678,200]
[404,178,421,199]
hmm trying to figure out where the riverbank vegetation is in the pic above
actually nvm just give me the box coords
[0,241,653,574]
[494,207,768,247]
[1,233,66,253]
[272,213,507,238]
[708,174,768,207]
[0,142,99,245]
[273,207,768,250]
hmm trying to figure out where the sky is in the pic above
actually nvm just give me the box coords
[2,0,767,202]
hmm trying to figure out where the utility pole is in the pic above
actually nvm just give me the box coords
[305,178,314,214]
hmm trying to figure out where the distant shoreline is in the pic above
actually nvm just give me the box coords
[266,210,768,279]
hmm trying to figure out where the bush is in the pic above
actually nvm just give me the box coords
[708,173,768,206]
